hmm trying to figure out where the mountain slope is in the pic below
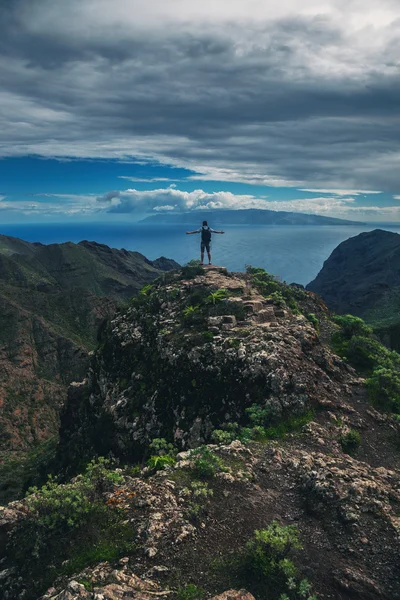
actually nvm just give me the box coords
[141,208,364,226]
[306,229,400,348]
[0,235,179,454]
[2,266,400,600]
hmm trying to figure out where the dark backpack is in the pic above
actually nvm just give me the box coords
[201,226,212,244]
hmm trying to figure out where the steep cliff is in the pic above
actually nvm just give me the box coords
[2,266,400,600]
[307,229,400,349]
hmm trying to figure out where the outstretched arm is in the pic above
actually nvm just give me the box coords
[210,228,225,234]
[186,230,200,235]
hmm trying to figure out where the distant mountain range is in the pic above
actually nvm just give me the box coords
[307,229,400,350]
[0,235,178,454]
[141,208,364,226]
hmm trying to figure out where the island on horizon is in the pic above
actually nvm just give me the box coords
[140,208,365,227]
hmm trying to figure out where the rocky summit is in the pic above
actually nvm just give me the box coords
[1,265,400,600]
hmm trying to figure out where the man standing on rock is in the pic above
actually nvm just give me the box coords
[186,220,225,265]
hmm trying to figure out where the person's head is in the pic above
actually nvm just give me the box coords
[202,220,208,226]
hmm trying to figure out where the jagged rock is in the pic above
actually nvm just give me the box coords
[57,268,359,468]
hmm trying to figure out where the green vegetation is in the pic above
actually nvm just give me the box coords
[246,266,305,313]
[305,313,319,330]
[176,584,205,600]
[339,429,361,454]
[210,408,313,448]
[332,314,400,416]
[211,522,317,600]
[181,260,205,279]
[182,481,214,523]
[146,437,177,472]
[6,458,135,599]
[0,437,57,504]
[189,446,227,479]
[206,288,229,305]
[244,523,317,600]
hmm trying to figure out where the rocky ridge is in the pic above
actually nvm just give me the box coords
[1,266,400,600]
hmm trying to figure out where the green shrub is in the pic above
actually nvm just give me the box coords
[189,446,227,479]
[269,291,287,307]
[245,523,317,600]
[367,367,400,414]
[176,584,205,600]
[332,313,400,417]
[246,266,303,313]
[246,522,302,578]
[305,313,319,330]
[211,429,236,444]
[206,288,229,305]
[6,458,133,599]
[182,481,214,523]
[332,314,373,338]
[183,304,205,326]
[149,437,177,456]
[339,429,361,454]
[146,454,176,471]
[181,260,205,279]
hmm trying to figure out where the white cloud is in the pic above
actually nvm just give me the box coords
[104,188,271,213]
[299,189,383,196]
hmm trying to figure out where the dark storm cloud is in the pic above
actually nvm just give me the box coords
[1,0,400,190]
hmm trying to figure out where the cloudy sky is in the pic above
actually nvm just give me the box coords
[1,0,400,222]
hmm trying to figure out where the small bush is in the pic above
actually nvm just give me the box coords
[146,454,176,472]
[181,260,205,279]
[149,437,177,456]
[367,367,400,414]
[206,288,229,305]
[340,429,361,454]
[332,314,373,339]
[182,481,214,523]
[7,458,133,599]
[306,313,319,330]
[189,446,227,479]
[176,584,205,600]
[244,523,317,599]
[211,429,236,444]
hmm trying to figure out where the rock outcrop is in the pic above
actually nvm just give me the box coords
[57,268,358,469]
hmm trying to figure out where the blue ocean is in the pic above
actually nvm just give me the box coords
[1,222,399,286]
